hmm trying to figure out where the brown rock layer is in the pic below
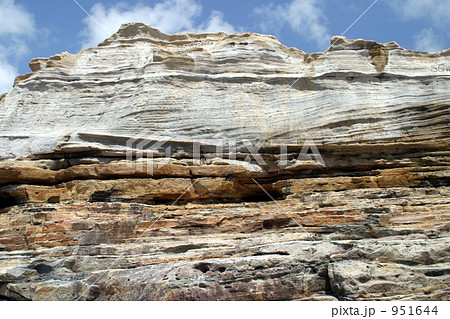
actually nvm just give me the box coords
[0,141,449,300]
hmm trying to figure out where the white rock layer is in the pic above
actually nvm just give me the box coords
[0,22,449,160]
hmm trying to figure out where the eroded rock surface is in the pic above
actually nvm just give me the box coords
[0,23,449,300]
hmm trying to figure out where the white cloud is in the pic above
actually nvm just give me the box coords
[390,0,450,25]
[253,0,330,49]
[0,0,35,93]
[389,0,450,51]
[196,10,236,34]
[0,0,35,36]
[81,0,236,49]
[0,58,18,94]
[414,28,442,52]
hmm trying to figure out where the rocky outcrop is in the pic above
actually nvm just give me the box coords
[1,22,450,160]
[0,23,449,300]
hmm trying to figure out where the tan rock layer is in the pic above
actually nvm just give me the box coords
[0,186,449,300]
[1,147,449,207]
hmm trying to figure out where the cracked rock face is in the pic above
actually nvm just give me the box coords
[0,23,449,301]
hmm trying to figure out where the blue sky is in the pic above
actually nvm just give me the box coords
[0,0,449,93]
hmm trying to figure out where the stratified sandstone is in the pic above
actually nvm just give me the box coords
[0,23,449,301]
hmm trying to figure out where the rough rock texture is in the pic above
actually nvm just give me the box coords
[1,22,450,159]
[0,23,449,301]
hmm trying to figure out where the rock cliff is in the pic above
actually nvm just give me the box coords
[0,23,449,300]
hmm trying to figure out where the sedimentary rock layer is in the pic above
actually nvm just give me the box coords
[1,23,449,159]
[0,23,449,300]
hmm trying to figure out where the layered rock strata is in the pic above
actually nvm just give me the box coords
[0,23,449,300]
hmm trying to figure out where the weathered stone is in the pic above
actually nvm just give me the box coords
[0,23,449,301]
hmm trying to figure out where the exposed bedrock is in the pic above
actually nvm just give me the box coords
[0,23,449,300]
